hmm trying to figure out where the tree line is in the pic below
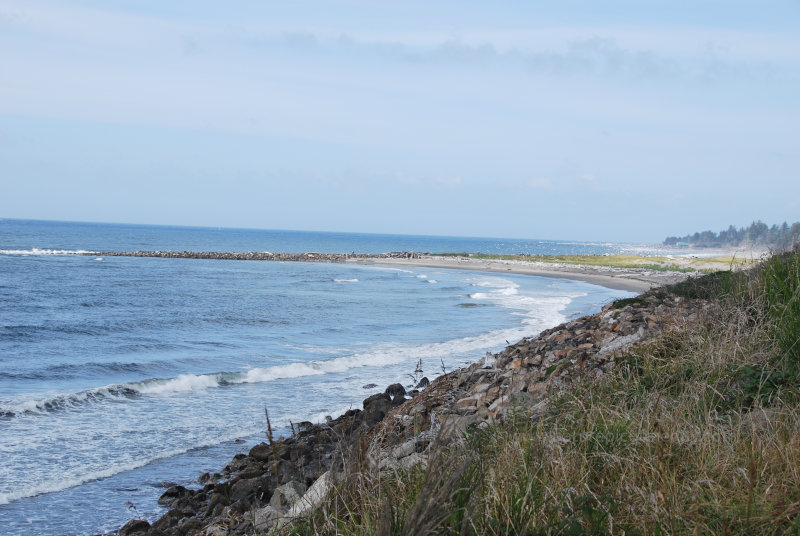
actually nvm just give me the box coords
[664,220,800,249]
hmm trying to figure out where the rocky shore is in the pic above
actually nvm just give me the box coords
[117,284,710,536]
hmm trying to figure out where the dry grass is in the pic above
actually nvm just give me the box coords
[285,249,800,536]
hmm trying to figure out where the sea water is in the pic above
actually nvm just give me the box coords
[0,219,637,535]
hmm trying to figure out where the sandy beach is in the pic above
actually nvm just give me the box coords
[350,255,691,293]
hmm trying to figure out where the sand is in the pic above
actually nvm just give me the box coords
[350,255,692,293]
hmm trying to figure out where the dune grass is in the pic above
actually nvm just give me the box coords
[430,252,758,273]
[286,248,800,536]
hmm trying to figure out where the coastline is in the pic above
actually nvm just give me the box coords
[121,267,712,535]
[351,255,690,293]
[85,250,693,293]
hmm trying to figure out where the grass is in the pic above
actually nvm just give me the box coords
[283,247,800,536]
[430,252,759,273]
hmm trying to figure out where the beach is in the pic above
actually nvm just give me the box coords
[352,254,691,293]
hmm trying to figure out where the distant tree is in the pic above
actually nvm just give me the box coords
[664,220,800,250]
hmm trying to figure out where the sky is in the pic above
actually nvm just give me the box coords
[1,1,798,243]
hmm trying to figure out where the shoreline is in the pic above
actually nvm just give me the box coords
[351,255,690,293]
[121,270,711,535]
[84,250,693,293]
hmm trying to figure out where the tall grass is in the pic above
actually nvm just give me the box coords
[285,248,800,536]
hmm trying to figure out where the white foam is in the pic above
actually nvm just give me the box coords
[0,428,252,505]
[0,248,94,256]
[3,275,585,421]
[333,278,359,283]
[3,385,137,415]
[133,373,221,394]
[427,280,437,284]
[416,274,428,279]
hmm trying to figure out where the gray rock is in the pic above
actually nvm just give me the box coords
[253,505,280,531]
[269,480,306,511]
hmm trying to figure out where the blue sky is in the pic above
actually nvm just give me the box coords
[1,1,798,243]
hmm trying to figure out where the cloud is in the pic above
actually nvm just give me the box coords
[253,31,786,84]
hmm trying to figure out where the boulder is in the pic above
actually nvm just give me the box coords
[119,519,150,536]
[253,505,281,531]
[269,480,307,511]
[385,383,406,403]
[363,393,392,427]
[157,485,190,506]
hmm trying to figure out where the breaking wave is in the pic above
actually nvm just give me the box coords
[0,248,93,256]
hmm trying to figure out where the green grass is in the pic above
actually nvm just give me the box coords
[430,252,757,273]
[284,247,800,536]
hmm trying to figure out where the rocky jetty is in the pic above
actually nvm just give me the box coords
[117,291,711,535]
[84,251,425,262]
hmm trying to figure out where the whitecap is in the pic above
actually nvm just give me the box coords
[0,248,94,256]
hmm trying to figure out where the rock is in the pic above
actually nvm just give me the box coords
[286,471,334,519]
[415,377,430,389]
[248,442,273,461]
[269,480,306,511]
[363,393,392,427]
[385,383,406,403]
[229,477,263,504]
[253,505,281,531]
[177,517,205,534]
[391,439,417,459]
[157,485,190,506]
[362,383,378,389]
[204,524,229,536]
[119,519,150,536]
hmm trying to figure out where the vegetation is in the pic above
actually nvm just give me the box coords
[665,220,800,250]
[431,252,756,272]
[285,247,800,535]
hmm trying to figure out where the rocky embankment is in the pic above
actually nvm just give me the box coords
[83,251,424,261]
[117,291,711,536]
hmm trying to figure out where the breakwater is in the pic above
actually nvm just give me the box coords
[81,251,425,261]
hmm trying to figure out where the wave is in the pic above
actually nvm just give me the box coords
[1,287,574,420]
[2,275,583,423]
[0,428,252,505]
[0,248,94,256]
[333,278,359,283]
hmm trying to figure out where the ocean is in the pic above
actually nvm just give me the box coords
[0,219,638,535]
